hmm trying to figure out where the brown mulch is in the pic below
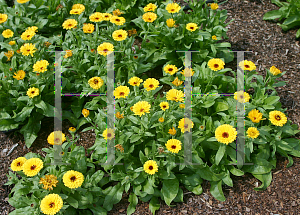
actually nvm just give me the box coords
[1,0,300,214]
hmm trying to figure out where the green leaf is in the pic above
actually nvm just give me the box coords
[0,119,19,131]
[66,196,78,208]
[229,166,244,176]
[215,144,226,165]
[127,193,138,215]
[149,197,160,215]
[202,100,215,108]
[161,178,179,206]
[252,171,272,191]
[90,170,104,185]
[296,28,300,38]
[14,106,34,122]
[264,96,280,105]
[215,102,228,112]
[143,180,154,195]
[130,134,142,143]
[20,116,42,148]
[210,180,226,201]
[103,183,124,211]
[263,10,282,20]
[127,115,139,124]
[35,100,55,117]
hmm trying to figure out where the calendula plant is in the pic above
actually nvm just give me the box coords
[263,0,300,38]
[6,129,111,215]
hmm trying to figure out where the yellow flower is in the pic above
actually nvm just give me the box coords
[166,18,175,27]
[269,66,282,76]
[178,118,194,133]
[63,170,84,189]
[62,19,78,30]
[142,12,157,23]
[130,106,134,112]
[110,16,126,25]
[239,60,256,71]
[102,128,115,140]
[210,3,219,10]
[70,9,84,15]
[27,87,39,98]
[247,109,263,123]
[88,77,104,90]
[23,158,43,177]
[2,29,13,38]
[82,108,89,117]
[208,58,225,71]
[72,3,85,11]
[269,111,287,127]
[168,127,176,135]
[40,194,63,215]
[247,127,260,139]
[172,77,183,86]
[166,3,181,13]
[17,0,30,3]
[9,41,16,45]
[90,12,104,22]
[129,76,143,86]
[143,160,158,175]
[20,43,37,57]
[11,157,27,171]
[132,101,151,117]
[26,26,38,33]
[83,23,95,33]
[160,102,169,111]
[116,112,124,119]
[186,23,198,32]
[179,104,185,109]
[112,29,128,41]
[102,13,112,21]
[33,60,49,73]
[114,86,130,99]
[47,131,66,145]
[21,30,35,41]
[13,70,26,80]
[181,68,195,77]
[166,89,184,102]
[97,42,114,56]
[4,50,14,61]
[44,41,51,47]
[39,175,58,191]
[234,91,250,103]
[164,64,178,75]
[215,124,237,145]
[113,9,123,16]
[144,3,157,12]
[143,78,159,91]
[69,127,76,133]
[0,13,8,24]
[165,139,182,153]
[212,35,217,40]
[158,117,164,122]
[63,50,72,58]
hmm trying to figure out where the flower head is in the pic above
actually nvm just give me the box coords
[129,76,143,86]
[102,128,115,140]
[20,43,37,57]
[82,108,89,117]
[63,170,84,189]
[21,30,35,41]
[166,18,175,27]
[116,112,124,119]
[44,41,51,47]
[164,64,178,75]
[186,23,198,32]
[9,41,16,45]
[63,50,72,58]
[70,9,83,15]
[69,127,76,133]
[166,3,181,13]
[144,3,157,12]
[11,157,27,171]
[247,127,260,139]
[83,23,95,33]
[269,66,282,76]
[102,13,112,21]
[115,144,124,153]
[179,103,185,109]
[72,4,85,11]
[234,91,250,103]
[269,111,287,127]
[158,117,164,122]
[97,42,114,56]
[113,9,123,16]
[62,19,78,30]
[90,12,103,22]
[47,131,66,145]
[27,87,39,98]
[215,124,237,145]
[143,160,158,175]
[208,58,225,71]
[2,29,14,38]
[0,13,8,24]
[132,101,151,116]
[114,86,130,99]
[160,102,169,111]
[23,158,43,177]
[26,26,38,33]
[40,194,63,215]
[39,175,58,191]
[172,77,183,86]
[178,118,194,133]
[13,70,26,80]
[4,50,14,61]
[88,77,104,90]
[142,12,157,23]
[166,139,182,153]
[212,35,217,40]
[166,89,184,102]
[168,127,176,135]
[112,29,128,41]
[110,16,126,25]
[181,68,195,77]
[247,109,263,123]
[33,60,49,73]
[143,78,159,91]
[239,60,256,71]
[210,3,219,10]
[17,0,30,3]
